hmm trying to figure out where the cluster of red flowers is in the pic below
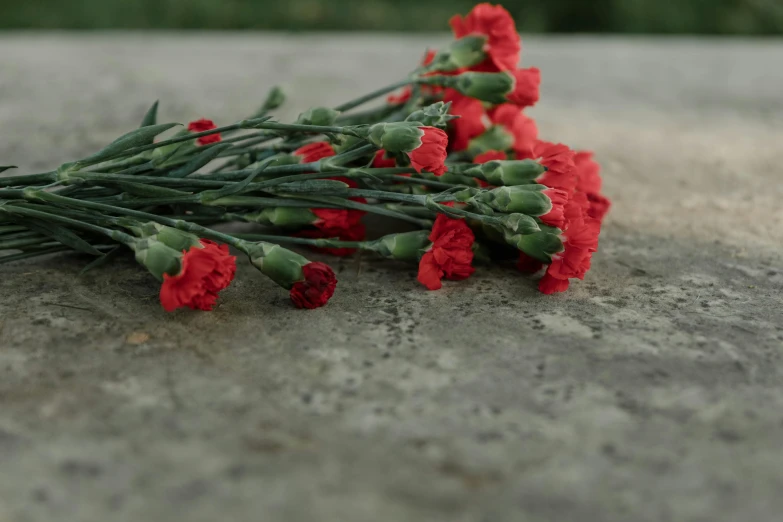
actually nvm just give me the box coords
[517,143,610,294]
[3,3,612,316]
[439,3,609,294]
[165,3,609,311]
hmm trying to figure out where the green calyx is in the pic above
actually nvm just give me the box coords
[466,160,547,186]
[240,241,308,289]
[468,126,515,156]
[475,185,553,216]
[257,86,286,114]
[241,207,318,228]
[425,35,487,73]
[131,238,183,281]
[296,107,341,127]
[366,122,424,153]
[132,223,203,252]
[405,102,458,128]
[503,230,564,264]
[370,230,431,261]
[451,71,514,104]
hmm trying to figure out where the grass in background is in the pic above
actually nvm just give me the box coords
[1,0,782,34]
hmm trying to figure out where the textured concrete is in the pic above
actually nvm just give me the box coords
[1,35,782,522]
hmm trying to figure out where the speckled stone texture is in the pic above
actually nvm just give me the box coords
[0,35,782,522]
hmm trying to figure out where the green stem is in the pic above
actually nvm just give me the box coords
[0,204,136,245]
[0,235,51,250]
[234,233,371,251]
[0,244,116,265]
[284,195,432,227]
[335,79,415,112]
[20,191,246,250]
[0,171,57,188]
[79,119,364,167]
[328,143,377,166]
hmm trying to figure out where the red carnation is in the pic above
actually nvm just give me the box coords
[312,207,364,232]
[508,67,541,108]
[489,104,538,158]
[539,187,570,229]
[188,119,221,146]
[446,94,489,152]
[290,262,337,309]
[538,199,602,294]
[450,3,521,72]
[293,141,336,163]
[160,240,236,312]
[587,192,611,222]
[408,127,448,175]
[526,140,577,192]
[574,151,602,194]
[372,150,397,168]
[539,274,571,294]
[417,215,476,290]
[573,151,611,222]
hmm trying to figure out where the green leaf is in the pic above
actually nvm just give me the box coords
[80,245,123,275]
[140,101,159,127]
[167,143,232,178]
[253,86,286,116]
[200,157,275,201]
[21,218,104,256]
[0,166,17,174]
[77,122,181,166]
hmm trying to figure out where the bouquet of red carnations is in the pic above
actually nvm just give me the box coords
[0,3,609,311]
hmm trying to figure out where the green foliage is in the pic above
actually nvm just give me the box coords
[0,0,781,34]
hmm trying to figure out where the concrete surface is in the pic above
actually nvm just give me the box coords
[1,35,782,522]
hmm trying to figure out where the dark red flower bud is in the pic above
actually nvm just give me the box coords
[290,262,337,309]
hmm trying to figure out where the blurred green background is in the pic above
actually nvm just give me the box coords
[1,0,782,34]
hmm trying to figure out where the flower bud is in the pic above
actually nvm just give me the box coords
[258,86,286,113]
[426,35,487,72]
[468,126,515,155]
[451,71,514,104]
[405,102,458,128]
[296,107,340,127]
[370,231,431,261]
[243,242,308,289]
[132,239,182,281]
[503,230,564,264]
[238,241,336,308]
[240,207,317,228]
[479,185,553,215]
[466,159,547,186]
[147,224,202,252]
[497,213,540,235]
[267,154,303,168]
[366,122,424,153]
